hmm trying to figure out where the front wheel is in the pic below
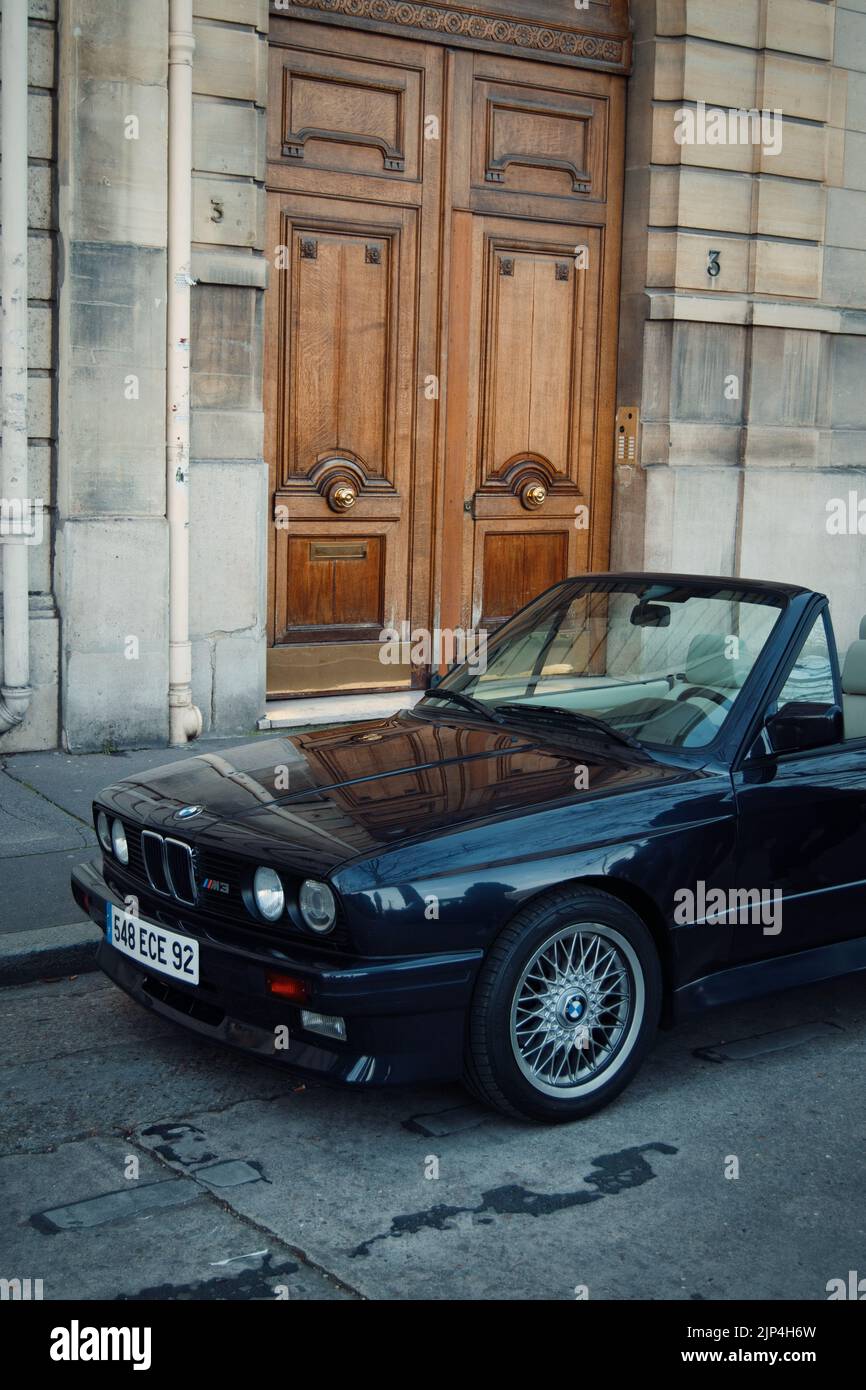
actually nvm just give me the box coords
[464,887,662,1122]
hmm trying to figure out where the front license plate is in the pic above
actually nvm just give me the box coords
[106,903,199,986]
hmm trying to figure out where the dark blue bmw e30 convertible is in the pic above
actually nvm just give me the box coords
[72,573,866,1122]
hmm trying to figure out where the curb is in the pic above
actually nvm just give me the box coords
[0,921,102,987]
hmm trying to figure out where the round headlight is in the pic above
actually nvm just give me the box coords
[96,810,112,853]
[299,879,336,934]
[253,866,285,922]
[110,818,129,865]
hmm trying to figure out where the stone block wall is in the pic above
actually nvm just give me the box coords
[46,0,268,751]
[55,0,169,751]
[0,0,60,751]
[188,0,268,736]
[617,0,866,654]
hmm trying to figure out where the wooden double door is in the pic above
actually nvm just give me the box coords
[266,6,627,696]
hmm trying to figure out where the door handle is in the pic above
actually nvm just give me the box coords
[521,482,548,510]
[328,482,357,512]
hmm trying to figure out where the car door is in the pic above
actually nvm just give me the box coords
[731,607,866,964]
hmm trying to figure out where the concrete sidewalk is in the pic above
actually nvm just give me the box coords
[0,735,278,985]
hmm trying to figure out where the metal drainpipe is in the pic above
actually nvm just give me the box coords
[167,0,202,745]
[0,0,33,736]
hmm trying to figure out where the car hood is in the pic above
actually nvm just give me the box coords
[100,708,688,874]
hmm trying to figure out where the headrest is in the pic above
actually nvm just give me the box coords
[843,640,866,696]
[686,634,749,691]
[859,617,866,640]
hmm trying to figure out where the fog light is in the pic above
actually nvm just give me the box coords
[301,1010,346,1041]
[266,972,308,1004]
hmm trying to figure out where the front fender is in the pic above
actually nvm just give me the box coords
[334,771,736,987]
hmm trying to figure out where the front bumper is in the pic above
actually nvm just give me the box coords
[72,860,482,1087]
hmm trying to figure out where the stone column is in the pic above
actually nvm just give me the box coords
[56,1,170,749]
[0,0,60,752]
[187,0,268,734]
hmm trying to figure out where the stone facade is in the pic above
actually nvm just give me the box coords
[3,0,866,752]
[53,0,268,751]
[188,0,268,737]
[615,0,866,655]
[0,0,60,751]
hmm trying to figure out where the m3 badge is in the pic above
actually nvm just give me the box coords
[201,878,229,895]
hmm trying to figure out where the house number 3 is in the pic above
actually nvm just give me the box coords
[707,249,721,277]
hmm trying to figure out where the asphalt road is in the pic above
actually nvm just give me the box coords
[2,966,864,1301]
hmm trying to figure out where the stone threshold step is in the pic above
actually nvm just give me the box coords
[258,690,424,730]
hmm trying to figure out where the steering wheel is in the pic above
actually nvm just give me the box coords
[674,684,729,707]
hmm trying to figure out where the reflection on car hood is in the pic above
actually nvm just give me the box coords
[101,708,686,873]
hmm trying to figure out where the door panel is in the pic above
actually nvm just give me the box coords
[733,746,866,961]
[731,614,866,961]
[483,248,583,479]
[482,532,569,626]
[269,197,416,650]
[283,220,401,495]
[478,230,600,494]
[440,48,624,640]
[291,229,391,478]
[447,211,603,630]
[285,535,384,631]
[266,19,443,695]
[470,72,609,204]
[269,43,423,181]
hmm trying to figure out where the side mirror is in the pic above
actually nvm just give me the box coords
[766,701,842,754]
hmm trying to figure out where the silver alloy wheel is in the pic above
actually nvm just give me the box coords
[509,923,644,1098]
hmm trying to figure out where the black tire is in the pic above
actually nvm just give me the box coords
[464,886,662,1123]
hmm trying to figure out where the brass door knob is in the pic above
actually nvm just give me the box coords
[521,481,547,510]
[328,482,357,512]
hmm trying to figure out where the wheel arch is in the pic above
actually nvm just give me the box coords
[515,874,676,1027]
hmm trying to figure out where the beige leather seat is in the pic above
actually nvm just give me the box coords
[635,634,748,745]
[842,631,866,739]
[684,633,750,693]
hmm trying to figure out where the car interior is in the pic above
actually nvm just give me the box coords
[461,592,866,750]
[529,619,866,748]
[840,617,866,740]
[472,607,760,747]
[490,633,750,747]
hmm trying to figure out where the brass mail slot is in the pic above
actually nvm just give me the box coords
[310,540,368,561]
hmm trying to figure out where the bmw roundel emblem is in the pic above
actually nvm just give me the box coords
[176,805,203,820]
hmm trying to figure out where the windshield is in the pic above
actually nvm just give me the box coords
[428,580,785,749]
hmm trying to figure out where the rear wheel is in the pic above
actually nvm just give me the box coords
[465,887,662,1122]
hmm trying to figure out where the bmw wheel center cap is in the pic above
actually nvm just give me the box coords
[557,989,588,1027]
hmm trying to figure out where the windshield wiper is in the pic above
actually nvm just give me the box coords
[493,703,644,751]
[422,688,506,725]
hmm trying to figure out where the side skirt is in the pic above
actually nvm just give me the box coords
[674,934,866,1020]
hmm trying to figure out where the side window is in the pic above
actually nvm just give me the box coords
[776,613,836,710]
[749,611,839,759]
